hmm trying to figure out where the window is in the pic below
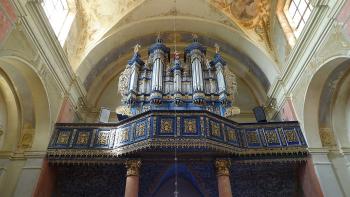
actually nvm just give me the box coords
[41,0,75,46]
[287,0,313,38]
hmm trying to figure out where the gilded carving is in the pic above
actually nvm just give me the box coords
[246,131,258,144]
[118,128,129,142]
[115,105,132,116]
[227,128,237,141]
[97,132,109,145]
[118,65,132,100]
[161,119,173,133]
[224,67,238,102]
[125,160,142,176]
[136,122,145,137]
[57,131,70,144]
[265,130,279,144]
[184,119,196,133]
[211,122,221,137]
[285,129,298,142]
[215,159,231,176]
[77,132,89,144]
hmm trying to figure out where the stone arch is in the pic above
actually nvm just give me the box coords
[0,55,51,151]
[76,12,280,91]
[303,56,350,148]
[0,68,21,150]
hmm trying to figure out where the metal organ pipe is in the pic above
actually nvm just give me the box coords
[192,57,204,92]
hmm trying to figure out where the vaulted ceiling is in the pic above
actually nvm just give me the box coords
[59,0,282,111]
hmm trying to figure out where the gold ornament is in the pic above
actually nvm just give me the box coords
[215,159,231,176]
[125,160,141,176]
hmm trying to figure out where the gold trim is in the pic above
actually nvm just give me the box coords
[125,159,141,176]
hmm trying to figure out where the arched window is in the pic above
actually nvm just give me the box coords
[276,0,314,47]
[41,0,75,46]
[287,0,313,38]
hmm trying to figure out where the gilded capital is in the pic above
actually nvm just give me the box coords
[125,160,141,176]
[215,159,231,176]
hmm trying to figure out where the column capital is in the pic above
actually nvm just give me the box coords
[125,160,141,177]
[215,159,231,176]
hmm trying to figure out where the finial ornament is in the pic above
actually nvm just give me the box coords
[192,33,198,42]
[134,44,141,53]
[125,160,142,176]
[214,43,220,53]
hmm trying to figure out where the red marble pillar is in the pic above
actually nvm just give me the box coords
[32,158,56,197]
[215,159,232,197]
[124,160,141,197]
[57,97,75,123]
[298,159,324,197]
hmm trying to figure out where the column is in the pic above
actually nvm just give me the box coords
[125,160,141,197]
[215,159,232,197]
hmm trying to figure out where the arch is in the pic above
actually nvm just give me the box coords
[152,164,204,197]
[85,33,268,109]
[77,17,280,92]
[0,55,51,151]
[332,71,350,147]
[303,56,350,148]
[0,69,21,150]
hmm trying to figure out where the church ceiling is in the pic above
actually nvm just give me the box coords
[63,0,278,96]
[209,0,272,49]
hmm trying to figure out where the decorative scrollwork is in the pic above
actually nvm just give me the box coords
[184,119,196,133]
[125,160,142,176]
[161,119,173,133]
[215,159,231,176]
[118,65,132,100]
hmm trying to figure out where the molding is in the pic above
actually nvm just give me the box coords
[10,0,86,109]
[267,0,346,114]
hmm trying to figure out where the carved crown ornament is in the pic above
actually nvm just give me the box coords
[209,0,272,49]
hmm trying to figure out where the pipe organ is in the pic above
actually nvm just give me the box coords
[118,35,238,116]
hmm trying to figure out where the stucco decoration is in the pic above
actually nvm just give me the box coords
[209,0,272,49]
[224,66,237,101]
[19,123,35,149]
[319,128,337,147]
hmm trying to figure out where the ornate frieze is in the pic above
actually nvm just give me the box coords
[48,110,308,163]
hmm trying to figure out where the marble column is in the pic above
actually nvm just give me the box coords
[215,159,232,197]
[124,160,141,197]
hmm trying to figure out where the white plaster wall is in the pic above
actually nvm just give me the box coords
[13,158,43,197]
[312,152,344,197]
[0,91,7,148]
